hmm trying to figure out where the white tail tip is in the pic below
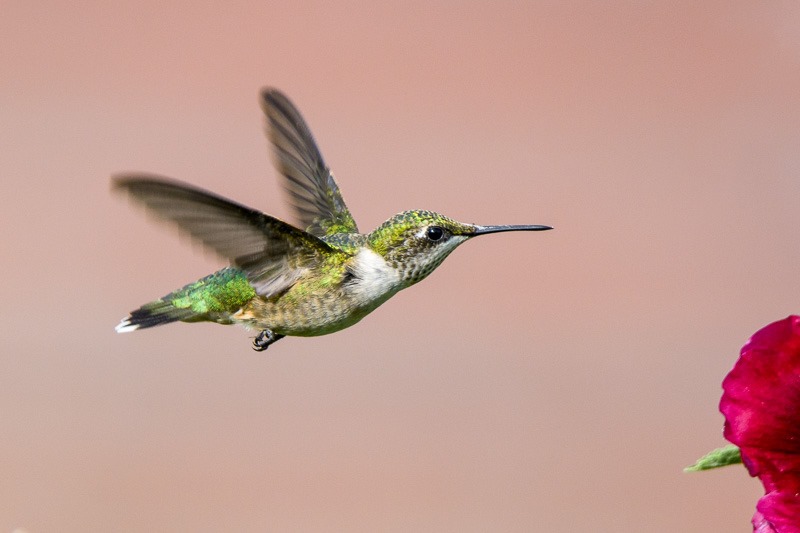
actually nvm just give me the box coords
[115,318,139,333]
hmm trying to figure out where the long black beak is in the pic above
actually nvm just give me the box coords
[470,224,553,236]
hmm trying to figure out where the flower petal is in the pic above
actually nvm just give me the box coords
[720,316,800,531]
[752,510,778,533]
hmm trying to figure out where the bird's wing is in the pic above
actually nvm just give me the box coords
[261,88,359,237]
[114,174,339,298]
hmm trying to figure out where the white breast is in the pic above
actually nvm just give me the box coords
[347,248,402,306]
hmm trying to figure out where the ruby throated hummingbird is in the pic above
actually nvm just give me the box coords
[114,89,552,351]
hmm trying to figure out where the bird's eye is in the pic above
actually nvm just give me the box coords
[426,226,444,241]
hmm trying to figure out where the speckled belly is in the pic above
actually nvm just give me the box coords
[232,287,396,337]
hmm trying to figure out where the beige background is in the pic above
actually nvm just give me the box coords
[2,2,799,531]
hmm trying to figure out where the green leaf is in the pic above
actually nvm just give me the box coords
[684,445,742,472]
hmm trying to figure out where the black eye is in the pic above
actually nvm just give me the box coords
[426,226,444,241]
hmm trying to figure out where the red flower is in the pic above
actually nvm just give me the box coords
[721,316,800,533]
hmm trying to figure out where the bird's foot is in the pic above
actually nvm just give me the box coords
[252,329,285,352]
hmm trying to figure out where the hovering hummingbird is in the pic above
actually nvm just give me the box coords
[114,89,552,351]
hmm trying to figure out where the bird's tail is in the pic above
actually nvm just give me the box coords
[115,268,256,333]
[115,298,199,332]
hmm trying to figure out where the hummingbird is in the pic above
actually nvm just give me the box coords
[114,88,552,351]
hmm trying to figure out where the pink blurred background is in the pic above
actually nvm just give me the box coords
[2,2,799,531]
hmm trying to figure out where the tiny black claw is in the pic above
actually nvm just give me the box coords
[252,329,285,351]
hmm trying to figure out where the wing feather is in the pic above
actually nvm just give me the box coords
[261,88,358,237]
[114,174,337,297]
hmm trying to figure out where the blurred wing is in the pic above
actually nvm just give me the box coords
[114,174,337,297]
[261,88,358,237]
